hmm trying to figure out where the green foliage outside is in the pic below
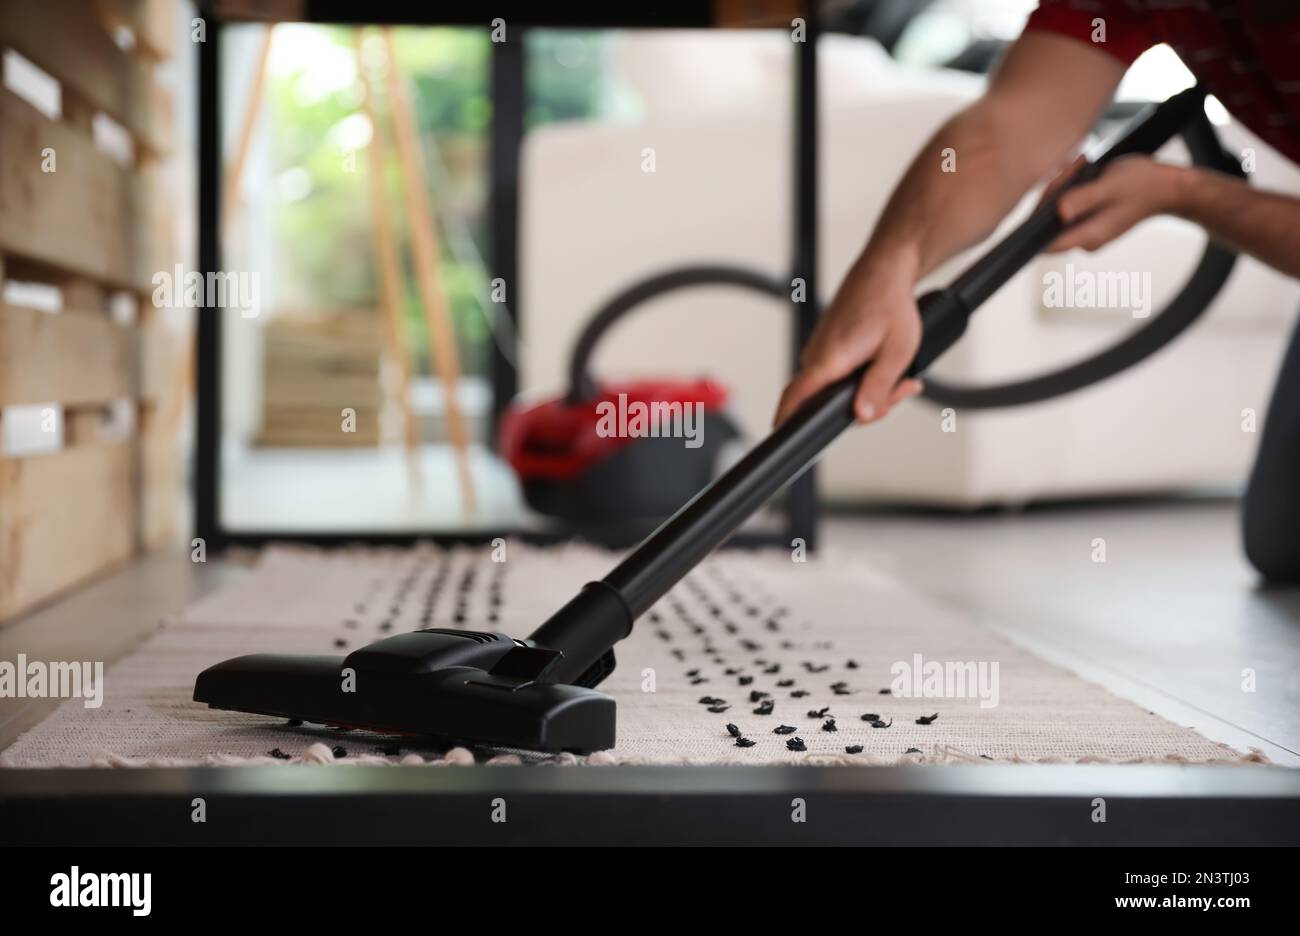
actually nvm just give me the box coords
[267,27,609,377]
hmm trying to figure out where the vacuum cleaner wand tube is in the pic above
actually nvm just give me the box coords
[529,290,968,683]
[528,86,1210,684]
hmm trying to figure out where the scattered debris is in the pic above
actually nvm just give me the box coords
[752,699,775,716]
[331,745,348,758]
[807,707,830,719]
[859,713,879,722]
[268,748,291,760]
[845,659,859,670]
[738,676,754,686]
[868,718,893,729]
[904,747,922,755]
[774,725,797,735]
[333,638,348,648]
[786,737,807,752]
[821,719,837,732]
[764,664,781,674]
[790,690,810,698]
[878,688,891,695]
[726,723,741,738]
[803,662,829,673]
[707,705,730,714]
[980,754,993,760]
[845,745,864,754]
[690,676,708,685]
[776,679,795,688]
[748,690,770,702]
[915,713,939,725]
[735,737,756,748]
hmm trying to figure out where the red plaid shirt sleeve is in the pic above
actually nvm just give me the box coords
[1024,0,1156,65]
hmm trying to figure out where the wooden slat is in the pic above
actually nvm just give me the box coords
[137,320,175,402]
[96,0,174,62]
[139,422,179,549]
[381,28,475,512]
[0,88,162,292]
[355,30,420,487]
[262,376,384,408]
[0,304,132,407]
[0,0,172,155]
[0,443,134,620]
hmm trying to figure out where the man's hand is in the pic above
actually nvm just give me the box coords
[774,257,925,426]
[1045,154,1190,253]
[771,30,1126,429]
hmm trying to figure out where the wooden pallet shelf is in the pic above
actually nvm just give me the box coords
[0,0,182,622]
[255,311,388,448]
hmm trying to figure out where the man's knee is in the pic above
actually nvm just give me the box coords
[1242,494,1300,584]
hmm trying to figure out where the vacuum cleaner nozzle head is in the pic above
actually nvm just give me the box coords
[193,628,616,754]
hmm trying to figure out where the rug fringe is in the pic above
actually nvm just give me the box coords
[6,742,1267,769]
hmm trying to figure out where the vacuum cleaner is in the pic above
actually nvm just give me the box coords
[195,87,1242,754]
[499,270,797,541]
[499,372,742,541]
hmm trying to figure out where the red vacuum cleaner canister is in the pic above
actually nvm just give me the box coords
[501,378,741,534]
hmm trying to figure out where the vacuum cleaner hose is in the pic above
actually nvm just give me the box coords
[921,88,1244,408]
[564,266,792,405]
[566,87,1243,414]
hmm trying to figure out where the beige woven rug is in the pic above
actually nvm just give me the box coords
[0,543,1259,767]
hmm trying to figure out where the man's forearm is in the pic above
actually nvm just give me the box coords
[860,103,1055,285]
[1173,166,1300,278]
